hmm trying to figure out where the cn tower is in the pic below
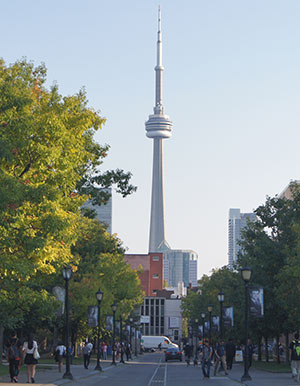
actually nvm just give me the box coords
[146,7,172,253]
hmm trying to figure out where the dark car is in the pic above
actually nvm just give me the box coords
[165,347,182,362]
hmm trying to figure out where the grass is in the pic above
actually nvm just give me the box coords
[253,360,291,373]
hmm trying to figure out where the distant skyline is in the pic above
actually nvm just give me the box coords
[2,1,300,276]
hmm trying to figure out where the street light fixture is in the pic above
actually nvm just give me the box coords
[129,317,133,350]
[241,264,252,382]
[119,315,125,363]
[134,322,139,357]
[207,305,213,344]
[194,318,199,355]
[62,266,73,380]
[111,301,117,366]
[201,312,206,341]
[95,288,103,371]
[218,291,224,340]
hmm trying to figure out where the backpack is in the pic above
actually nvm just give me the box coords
[8,345,19,360]
[292,340,300,359]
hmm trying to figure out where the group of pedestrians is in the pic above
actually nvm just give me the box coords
[6,332,39,383]
[183,337,240,378]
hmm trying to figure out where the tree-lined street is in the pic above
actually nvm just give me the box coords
[0,351,297,386]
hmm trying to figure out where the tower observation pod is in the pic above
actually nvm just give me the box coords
[145,7,172,253]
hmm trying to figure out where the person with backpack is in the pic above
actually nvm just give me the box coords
[184,343,192,366]
[55,341,66,373]
[7,333,22,383]
[289,332,300,381]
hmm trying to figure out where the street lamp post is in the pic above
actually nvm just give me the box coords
[120,315,125,363]
[218,291,224,340]
[201,312,205,341]
[134,322,138,357]
[111,301,117,366]
[241,264,252,382]
[194,318,198,355]
[129,317,133,351]
[207,305,213,344]
[62,266,73,380]
[95,288,103,371]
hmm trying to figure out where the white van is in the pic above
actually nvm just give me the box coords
[141,336,178,351]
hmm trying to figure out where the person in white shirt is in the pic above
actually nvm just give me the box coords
[23,335,38,383]
[82,342,93,369]
[55,342,66,373]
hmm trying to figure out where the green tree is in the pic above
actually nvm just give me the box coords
[0,58,137,334]
[67,217,143,342]
[238,185,300,361]
[181,267,244,343]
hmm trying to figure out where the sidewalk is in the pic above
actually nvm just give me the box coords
[0,357,124,385]
[228,362,294,386]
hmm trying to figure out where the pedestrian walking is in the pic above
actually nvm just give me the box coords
[125,343,131,361]
[289,332,300,381]
[102,342,107,360]
[23,335,39,384]
[184,343,192,366]
[120,342,125,363]
[82,341,92,369]
[214,340,228,376]
[225,338,236,370]
[200,340,213,378]
[55,342,66,373]
[6,333,22,383]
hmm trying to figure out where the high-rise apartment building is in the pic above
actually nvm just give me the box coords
[164,250,198,288]
[228,208,256,269]
[82,187,112,234]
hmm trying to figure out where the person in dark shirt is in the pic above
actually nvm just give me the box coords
[7,333,22,383]
[184,343,192,365]
[225,338,236,370]
[214,340,228,376]
[289,332,300,381]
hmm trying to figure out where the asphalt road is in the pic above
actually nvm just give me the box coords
[60,352,242,386]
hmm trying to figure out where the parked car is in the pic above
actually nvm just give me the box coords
[165,347,182,362]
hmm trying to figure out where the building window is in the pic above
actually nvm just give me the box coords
[152,273,159,279]
[152,255,160,261]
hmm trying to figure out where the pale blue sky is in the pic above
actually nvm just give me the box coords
[2,1,300,276]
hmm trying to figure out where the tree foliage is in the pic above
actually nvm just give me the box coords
[0,58,138,334]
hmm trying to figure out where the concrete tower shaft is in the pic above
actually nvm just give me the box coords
[146,7,172,253]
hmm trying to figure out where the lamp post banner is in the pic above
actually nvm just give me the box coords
[88,306,98,327]
[106,315,113,331]
[223,307,234,327]
[116,321,120,335]
[204,321,209,332]
[212,316,219,332]
[53,286,65,316]
[249,287,264,318]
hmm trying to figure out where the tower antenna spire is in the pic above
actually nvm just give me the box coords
[155,5,163,114]
[145,6,172,253]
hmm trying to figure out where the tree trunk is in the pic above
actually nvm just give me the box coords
[276,335,280,363]
[0,326,4,364]
[285,331,290,364]
[258,336,262,361]
[265,336,269,362]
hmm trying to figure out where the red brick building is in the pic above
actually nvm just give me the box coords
[124,253,163,296]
